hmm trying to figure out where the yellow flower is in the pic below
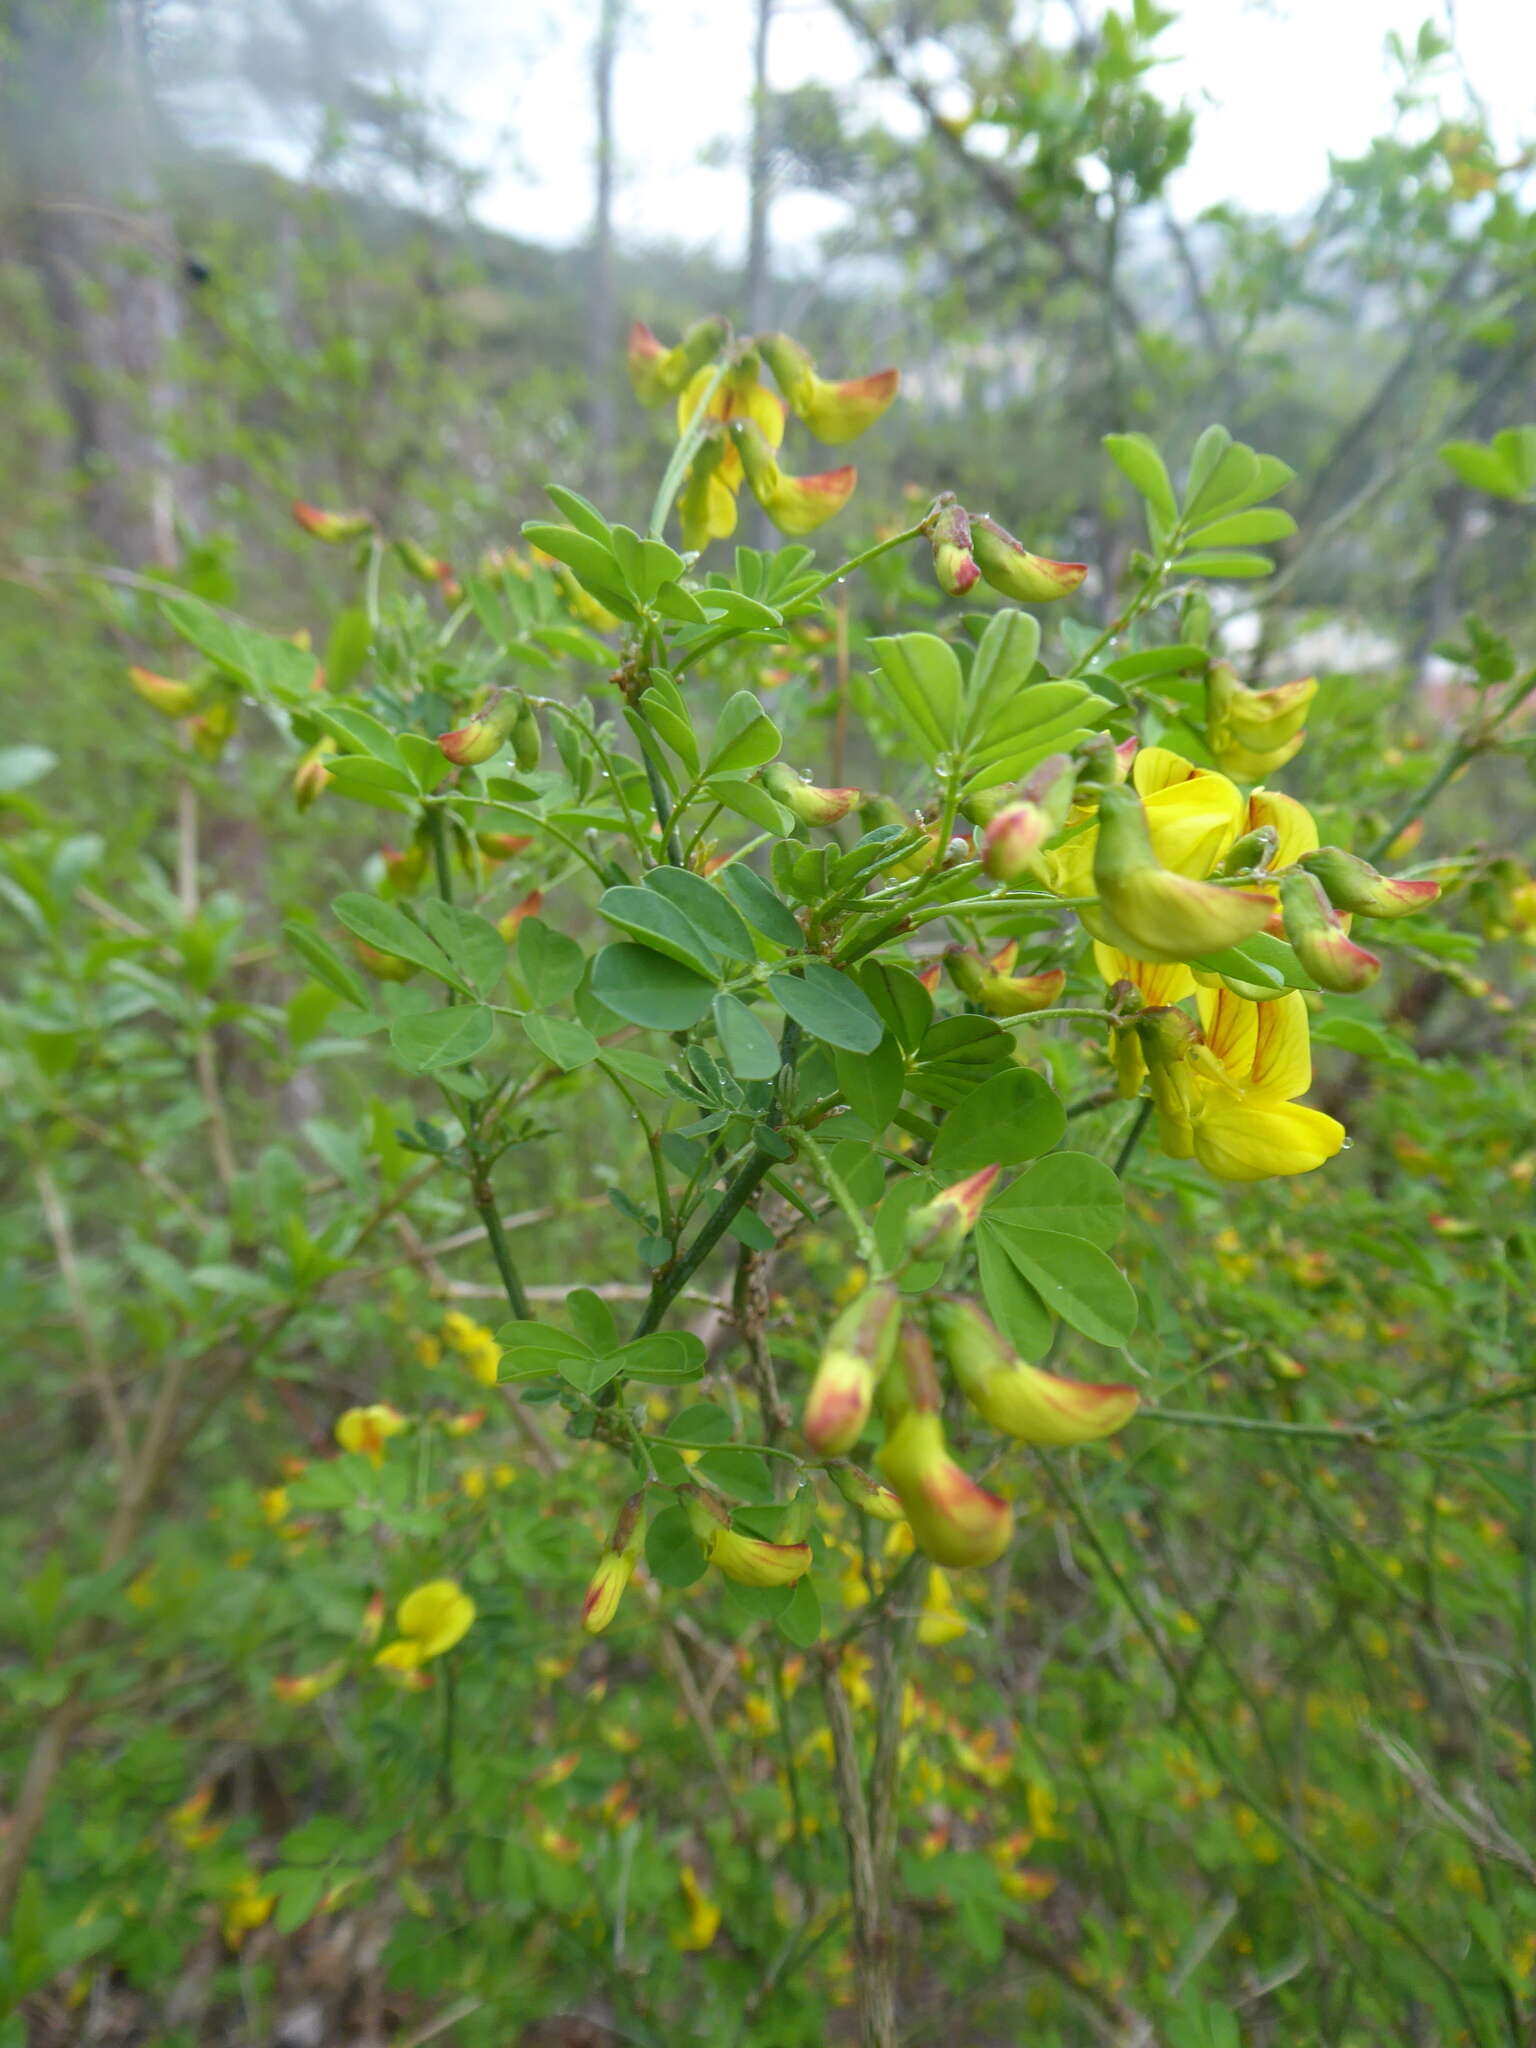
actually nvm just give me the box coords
[221,1873,275,1948]
[461,1335,502,1387]
[1179,987,1346,1181]
[459,1465,487,1502]
[374,1578,476,1670]
[334,1404,407,1467]
[414,1333,443,1369]
[441,1310,488,1353]
[1048,746,1246,902]
[672,1865,721,1951]
[259,1486,290,1527]
[917,1569,969,1646]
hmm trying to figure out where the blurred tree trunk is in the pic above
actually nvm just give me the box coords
[744,0,774,333]
[1,0,188,564]
[587,0,623,506]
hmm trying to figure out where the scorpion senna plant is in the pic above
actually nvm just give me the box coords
[119,317,1458,2045]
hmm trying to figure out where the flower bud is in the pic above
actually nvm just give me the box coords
[129,665,203,717]
[969,516,1087,603]
[758,333,900,444]
[187,695,238,761]
[395,538,448,583]
[292,502,374,543]
[437,691,526,768]
[1134,1005,1202,1158]
[381,841,429,896]
[1071,732,1127,793]
[1215,826,1279,876]
[273,1663,343,1704]
[903,1165,999,1262]
[945,948,1063,1016]
[926,494,980,596]
[293,735,336,812]
[981,801,1050,882]
[761,760,860,827]
[477,832,532,862]
[803,1284,902,1455]
[1092,785,1276,964]
[1207,664,1317,751]
[581,1493,645,1635]
[876,1409,1012,1568]
[498,889,545,941]
[510,694,542,772]
[1279,871,1381,993]
[627,320,677,404]
[730,420,856,534]
[681,1485,812,1586]
[929,1297,1139,1447]
[825,1460,906,1522]
[353,938,420,983]
[1299,848,1441,920]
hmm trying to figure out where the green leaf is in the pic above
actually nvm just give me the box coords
[706,774,795,835]
[1104,431,1179,531]
[986,1226,1138,1346]
[768,962,884,1052]
[777,1575,823,1647]
[543,484,612,544]
[1181,424,1234,513]
[988,1151,1124,1247]
[718,865,803,949]
[697,1447,775,1501]
[1192,930,1315,992]
[705,691,781,775]
[977,1230,1053,1359]
[867,633,962,760]
[494,1321,592,1380]
[331,894,469,991]
[1174,550,1275,580]
[324,756,417,798]
[646,1504,709,1588]
[591,943,715,1029]
[389,1004,495,1073]
[960,609,1041,747]
[1310,1012,1419,1068]
[518,916,586,1006]
[1184,507,1296,547]
[638,673,699,774]
[714,993,782,1080]
[323,607,373,692]
[415,901,505,998]
[567,1288,618,1351]
[909,1015,1014,1107]
[1439,438,1526,500]
[607,1333,708,1383]
[159,595,316,705]
[523,1013,599,1070]
[599,886,719,977]
[929,1069,1066,1173]
[834,1035,905,1133]
[520,522,636,620]
[282,922,372,1010]
[654,579,709,623]
[645,868,755,962]
[857,961,933,1051]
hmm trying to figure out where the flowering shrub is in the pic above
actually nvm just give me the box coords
[7,320,1535,2045]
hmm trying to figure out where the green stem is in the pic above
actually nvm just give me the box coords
[798,1133,881,1272]
[1112,1097,1152,1175]
[473,1180,533,1322]
[1366,666,1536,862]
[648,361,728,541]
[799,522,927,605]
[426,804,454,904]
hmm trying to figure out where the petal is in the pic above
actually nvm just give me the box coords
[1143,776,1246,877]
[1248,787,1321,868]
[1092,942,1195,1006]
[1197,984,1258,1080]
[1193,1098,1345,1180]
[1250,989,1312,1098]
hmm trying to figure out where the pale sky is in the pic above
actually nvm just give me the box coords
[418,0,1536,259]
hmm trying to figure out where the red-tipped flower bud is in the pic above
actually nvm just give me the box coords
[730,420,856,534]
[803,1284,902,1455]
[129,665,203,717]
[926,494,980,597]
[437,690,528,768]
[981,801,1050,882]
[758,332,899,444]
[970,516,1087,603]
[581,1493,646,1636]
[930,1297,1139,1447]
[1299,847,1441,920]
[825,1460,907,1522]
[292,502,374,543]
[1279,870,1381,993]
[293,735,336,812]
[904,1166,999,1262]
[761,760,860,826]
[876,1408,1012,1568]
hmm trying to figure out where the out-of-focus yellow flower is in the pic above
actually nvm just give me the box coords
[222,1873,275,1948]
[672,1865,721,1951]
[460,1466,487,1502]
[415,1333,443,1369]
[918,1569,968,1646]
[335,1404,407,1467]
[374,1579,475,1671]
[259,1487,290,1527]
